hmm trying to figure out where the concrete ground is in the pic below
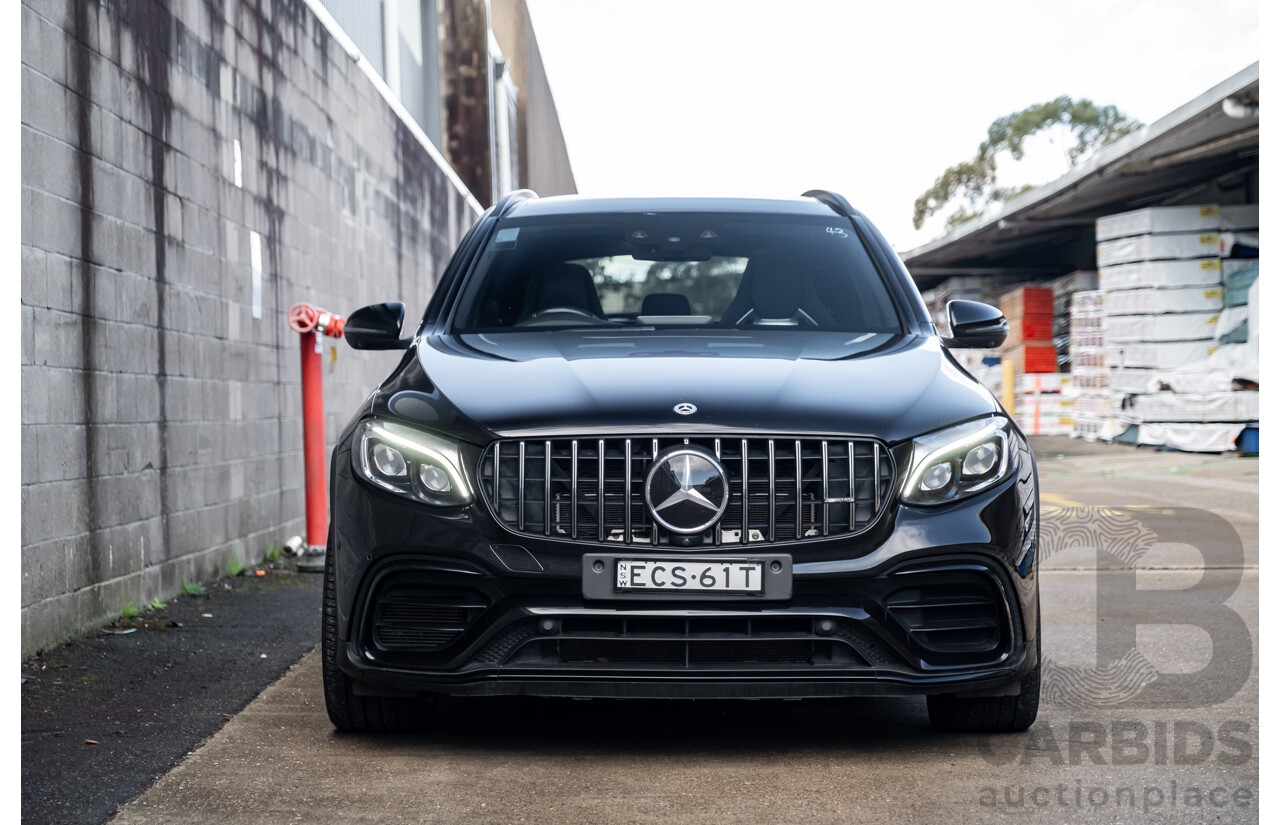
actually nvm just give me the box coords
[104,437,1260,824]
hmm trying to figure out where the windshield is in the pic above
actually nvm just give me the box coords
[450,213,903,334]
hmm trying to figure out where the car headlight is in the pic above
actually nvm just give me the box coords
[354,419,474,507]
[901,416,1014,505]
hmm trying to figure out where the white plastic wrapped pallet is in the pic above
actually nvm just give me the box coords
[1103,286,1224,315]
[1099,259,1224,290]
[1133,423,1246,453]
[1141,270,1259,392]
[1096,232,1222,267]
[1104,312,1221,342]
[1118,391,1259,423]
[1014,373,1071,394]
[1105,340,1218,369]
[1224,258,1259,275]
[1094,204,1259,241]
[1215,306,1248,340]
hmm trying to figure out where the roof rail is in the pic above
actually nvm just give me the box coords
[495,189,539,217]
[801,190,865,221]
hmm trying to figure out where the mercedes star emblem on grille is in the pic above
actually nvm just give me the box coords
[673,403,697,415]
[643,448,729,534]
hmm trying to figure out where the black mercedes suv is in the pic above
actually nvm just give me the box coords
[324,190,1040,733]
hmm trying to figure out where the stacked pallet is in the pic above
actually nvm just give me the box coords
[1088,204,1259,451]
[998,286,1056,373]
[1048,270,1098,373]
[996,286,1060,434]
[1012,373,1074,436]
[1067,290,1122,441]
[1219,257,1259,343]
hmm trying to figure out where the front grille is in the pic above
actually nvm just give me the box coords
[370,586,488,652]
[497,615,872,668]
[479,436,894,547]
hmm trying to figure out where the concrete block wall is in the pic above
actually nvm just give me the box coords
[21,0,481,657]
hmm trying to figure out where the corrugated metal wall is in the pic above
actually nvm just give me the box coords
[490,0,577,196]
[319,0,385,77]
[320,0,443,152]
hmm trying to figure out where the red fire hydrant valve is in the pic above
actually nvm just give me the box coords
[288,302,346,338]
[287,302,346,554]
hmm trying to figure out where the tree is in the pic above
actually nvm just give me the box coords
[912,96,1142,231]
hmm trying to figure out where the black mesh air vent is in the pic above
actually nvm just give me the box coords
[495,614,876,669]
[371,586,488,652]
[885,578,1003,654]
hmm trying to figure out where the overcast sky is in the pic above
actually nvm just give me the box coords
[524,0,1259,251]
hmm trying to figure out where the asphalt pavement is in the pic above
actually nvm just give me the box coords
[22,436,1260,824]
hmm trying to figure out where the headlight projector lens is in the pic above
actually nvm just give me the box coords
[920,463,953,491]
[962,442,999,477]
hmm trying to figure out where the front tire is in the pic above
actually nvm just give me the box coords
[927,607,1040,733]
[322,537,434,733]
[926,660,1040,733]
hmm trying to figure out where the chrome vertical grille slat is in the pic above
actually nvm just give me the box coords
[624,439,633,545]
[517,442,525,532]
[597,439,606,542]
[740,438,749,543]
[570,441,578,539]
[821,441,830,537]
[481,435,894,547]
[794,440,802,540]
[873,443,881,512]
[713,439,723,546]
[767,439,776,543]
[847,440,856,531]
[651,439,660,546]
[543,440,551,536]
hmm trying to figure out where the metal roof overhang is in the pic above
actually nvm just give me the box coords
[902,62,1259,290]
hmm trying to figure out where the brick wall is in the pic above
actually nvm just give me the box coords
[20,0,481,657]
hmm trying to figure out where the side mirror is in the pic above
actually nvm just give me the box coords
[942,299,1008,349]
[345,302,411,350]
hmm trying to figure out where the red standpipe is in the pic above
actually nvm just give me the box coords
[288,302,346,549]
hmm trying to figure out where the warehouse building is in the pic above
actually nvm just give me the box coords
[903,62,1259,453]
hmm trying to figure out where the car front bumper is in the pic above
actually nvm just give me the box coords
[329,437,1039,700]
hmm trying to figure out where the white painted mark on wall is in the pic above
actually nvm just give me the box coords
[233,139,243,188]
[249,230,263,320]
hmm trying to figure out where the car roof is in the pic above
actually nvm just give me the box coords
[501,195,840,219]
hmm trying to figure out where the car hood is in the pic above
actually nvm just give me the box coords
[381,331,1001,444]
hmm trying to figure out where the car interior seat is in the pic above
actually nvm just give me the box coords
[524,263,605,319]
[720,248,836,327]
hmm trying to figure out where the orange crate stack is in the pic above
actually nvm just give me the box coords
[1003,343,1058,374]
[999,287,1056,370]
[998,286,1055,319]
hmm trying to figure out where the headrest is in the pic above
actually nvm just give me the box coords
[746,248,802,317]
[534,263,602,315]
[640,292,692,315]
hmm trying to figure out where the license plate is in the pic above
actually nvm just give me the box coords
[615,559,764,593]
